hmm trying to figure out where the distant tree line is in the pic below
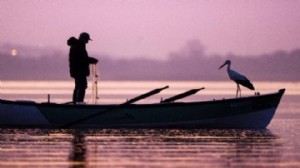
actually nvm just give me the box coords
[1,41,300,81]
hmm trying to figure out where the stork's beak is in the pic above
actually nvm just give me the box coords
[219,63,226,70]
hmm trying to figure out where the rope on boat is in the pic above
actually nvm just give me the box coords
[0,81,1,96]
[90,64,99,104]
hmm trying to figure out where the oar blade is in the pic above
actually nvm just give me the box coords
[161,87,205,103]
[126,86,169,104]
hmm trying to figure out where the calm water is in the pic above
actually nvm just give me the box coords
[0,81,300,167]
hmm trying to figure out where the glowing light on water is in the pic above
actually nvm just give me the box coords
[0,80,299,103]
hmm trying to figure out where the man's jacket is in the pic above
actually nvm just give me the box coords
[67,37,97,77]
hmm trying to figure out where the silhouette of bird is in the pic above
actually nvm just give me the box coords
[219,60,255,97]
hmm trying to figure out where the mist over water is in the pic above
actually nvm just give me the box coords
[1,41,300,81]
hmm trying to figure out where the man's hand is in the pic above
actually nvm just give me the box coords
[89,57,98,64]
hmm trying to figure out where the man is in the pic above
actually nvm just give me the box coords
[67,32,98,103]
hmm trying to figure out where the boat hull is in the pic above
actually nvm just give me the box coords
[0,89,285,129]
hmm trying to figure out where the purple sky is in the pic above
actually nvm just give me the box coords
[1,0,300,60]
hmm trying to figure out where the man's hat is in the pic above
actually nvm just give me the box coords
[79,32,92,41]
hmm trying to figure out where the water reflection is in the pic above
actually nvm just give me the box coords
[83,129,283,167]
[70,130,86,168]
[0,128,287,167]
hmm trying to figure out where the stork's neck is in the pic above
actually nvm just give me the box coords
[226,62,231,72]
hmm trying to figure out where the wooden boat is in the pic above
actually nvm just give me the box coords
[0,88,285,129]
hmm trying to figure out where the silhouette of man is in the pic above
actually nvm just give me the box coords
[67,32,98,103]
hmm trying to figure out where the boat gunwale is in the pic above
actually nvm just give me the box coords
[0,89,285,109]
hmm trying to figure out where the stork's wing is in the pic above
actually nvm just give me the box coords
[228,69,246,81]
[236,79,255,90]
[229,70,255,90]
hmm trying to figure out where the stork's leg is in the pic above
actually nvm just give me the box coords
[236,84,239,98]
[237,84,241,97]
[238,85,241,97]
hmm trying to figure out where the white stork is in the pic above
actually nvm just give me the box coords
[219,60,255,97]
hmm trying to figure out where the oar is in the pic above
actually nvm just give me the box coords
[124,86,169,104]
[161,87,205,103]
[61,85,169,128]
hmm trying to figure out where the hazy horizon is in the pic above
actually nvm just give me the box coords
[1,40,299,81]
